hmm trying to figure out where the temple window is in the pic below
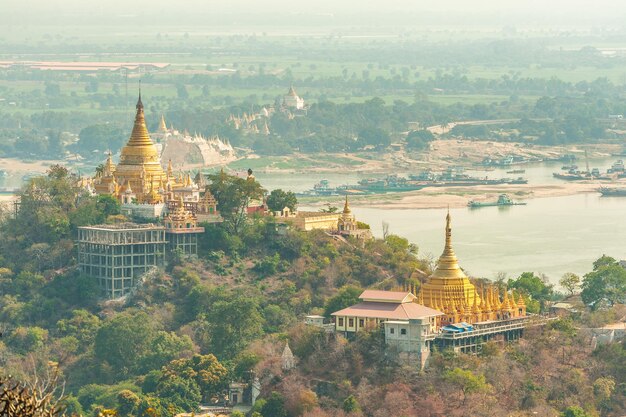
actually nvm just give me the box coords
[348,318,354,327]
[401,328,407,335]
[338,318,344,326]
[390,328,395,334]
[359,319,364,327]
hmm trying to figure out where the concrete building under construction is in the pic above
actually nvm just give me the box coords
[77,223,166,298]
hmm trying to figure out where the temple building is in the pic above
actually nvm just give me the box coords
[329,213,533,366]
[93,92,184,212]
[94,92,170,204]
[92,92,227,221]
[282,85,305,111]
[332,290,443,335]
[418,212,526,325]
[273,197,371,239]
[164,197,205,256]
[153,114,236,167]
[337,196,372,240]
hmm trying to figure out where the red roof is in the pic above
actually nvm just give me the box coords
[331,301,443,320]
[359,290,415,303]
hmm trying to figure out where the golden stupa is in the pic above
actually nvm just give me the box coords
[412,212,527,324]
[94,91,173,204]
[420,212,480,309]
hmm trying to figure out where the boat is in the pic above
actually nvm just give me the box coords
[356,175,425,193]
[561,165,578,171]
[467,194,527,208]
[607,160,625,174]
[598,187,626,197]
[297,180,341,197]
[506,169,525,174]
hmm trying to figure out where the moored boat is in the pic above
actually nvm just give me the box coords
[598,187,626,197]
[468,194,527,208]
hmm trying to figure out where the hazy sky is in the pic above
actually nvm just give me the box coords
[2,0,626,28]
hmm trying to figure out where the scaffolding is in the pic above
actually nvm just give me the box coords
[165,227,204,256]
[433,316,539,353]
[77,223,166,299]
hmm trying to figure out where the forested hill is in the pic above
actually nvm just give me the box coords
[0,167,625,417]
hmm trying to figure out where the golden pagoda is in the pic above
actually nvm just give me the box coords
[338,196,357,232]
[419,212,480,319]
[114,92,168,201]
[414,212,529,324]
[93,91,179,204]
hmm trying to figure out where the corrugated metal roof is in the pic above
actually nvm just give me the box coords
[332,301,443,320]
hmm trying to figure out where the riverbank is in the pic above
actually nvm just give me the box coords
[301,181,606,210]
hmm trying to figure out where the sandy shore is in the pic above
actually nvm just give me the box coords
[0,158,59,174]
[303,181,605,210]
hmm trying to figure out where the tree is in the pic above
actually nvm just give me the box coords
[324,286,362,317]
[207,171,265,234]
[405,129,434,151]
[443,368,489,405]
[342,395,361,413]
[7,326,48,354]
[94,311,157,376]
[57,309,101,348]
[176,83,189,99]
[163,354,228,400]
[208,293,264,357]
[266,189,298,212]
[139,331,194,372]
[357,127,390,148]
[559,272,581,296]
[508,272,554,311]
[561,406,592,417]
[76,124,127,156]
[261,392,287,417]
[155,375,202,413]
[0,375,65,417]
[581,257,626,309]
[116,390,141,416]
[593,377,615,409]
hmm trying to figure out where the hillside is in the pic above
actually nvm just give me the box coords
[0,168,625,417]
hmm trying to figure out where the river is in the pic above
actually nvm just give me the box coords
[3,157,624,283]
[255,157,626,284]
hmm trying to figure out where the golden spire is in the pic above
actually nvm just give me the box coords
[104,151,115,175]
[158,114,167,132]
[484,287,492,312]
[126,89,155,148]
[516,291,526,307]
[472,291,481,315]
[502,290,512,310]
[343,195,351,214]
[493,288,502,310]
[429,211,468,281]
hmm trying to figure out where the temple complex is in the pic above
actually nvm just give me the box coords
[330,213,533,367]
[91,92,225,223]
[274,196,371,240]
[93,92,181,205]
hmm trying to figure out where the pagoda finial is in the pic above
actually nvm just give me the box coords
[444,210,453,255]
[137,81,143,110]
[343,195,351,214]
